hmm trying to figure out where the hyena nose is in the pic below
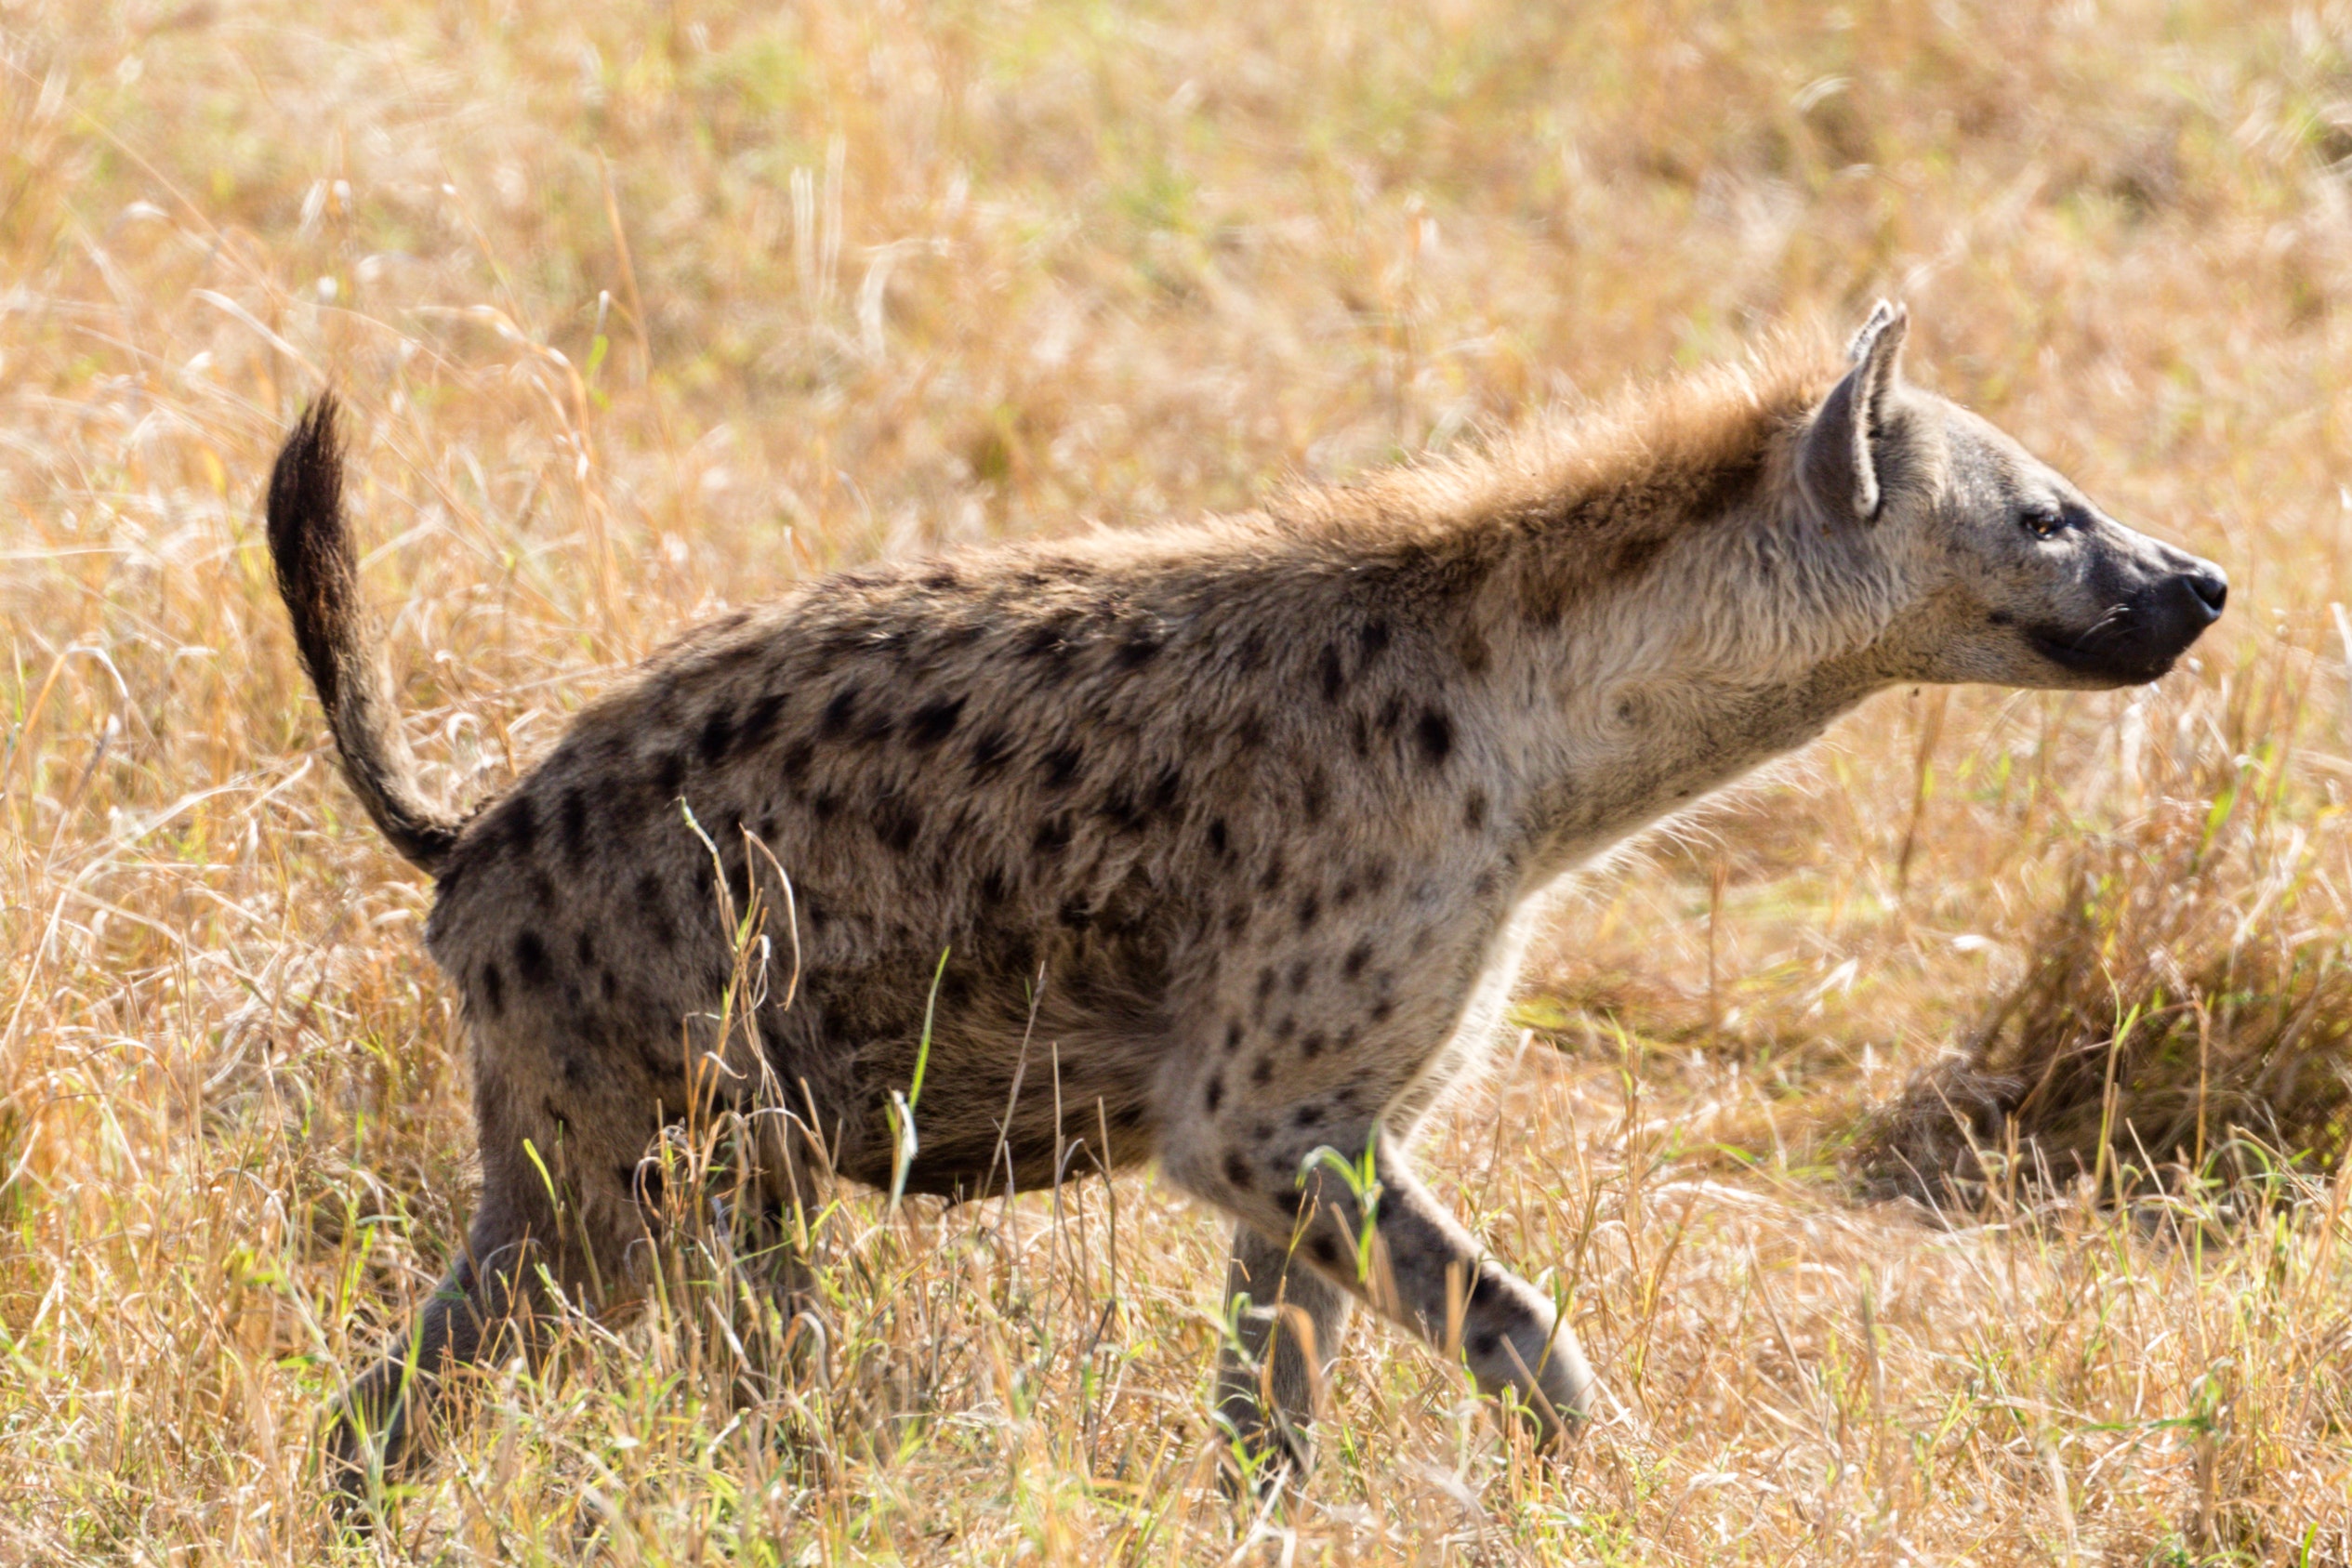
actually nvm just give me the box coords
[2181,560,2227,622]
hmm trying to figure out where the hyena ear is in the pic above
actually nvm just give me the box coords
[1799,299,1909,525]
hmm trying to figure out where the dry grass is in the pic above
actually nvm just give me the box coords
[7,0,2352,1560]
[1852,652,2352,1213]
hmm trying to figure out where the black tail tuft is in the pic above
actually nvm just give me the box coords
[268,393,356,716]
[265,394,463,874]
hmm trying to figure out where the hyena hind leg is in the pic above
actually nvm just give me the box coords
[326,1171,639,1509]
[328,1194,546,1505]
[1214,1220,1356,1487]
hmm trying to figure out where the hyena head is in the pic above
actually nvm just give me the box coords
[1800,302,2227,690]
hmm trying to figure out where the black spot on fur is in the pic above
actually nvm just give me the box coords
[478,960,505,1017]
[492,794,538,858]
[1206,818,1231,860]
[1317,643,1345,703]
[1223,1153,1254,1191]
[638,872,677,948]
[575,929,597,970]
[1416,707,1455,768]
[1235,631,1266,672]
[1471,1330,1500,1360]
[969,729,1013,779]
[1309,1234,1340,1266]
[1117,629,1164,667]
[1302,769,1328,825]
[1254,967,1278,1010]
[1469,1272,1502,1309]
[779,739,813,784]
[1020,617,1077,665]
[1359,618,1392,662]
[1292,1103,1323,1128]
[514,929,551,989]
[1204,1075,1224,1113]
[1033,816,1072,856]
[1146,765,1183,820]
[812,789,842,822]
[1250,1058,1275,1086]
[1376,694,1405,736]
[1224,1021,1246,1053]
[1349,712,1371,758]
[818,687,860,739]
[1235,712,1267,750]
[1370,998,1394,1023]
[1300,1031,1326,1060]
[559,788,589,862]
[697,705,737,765]
[1687,448,1765,519]
[1287,958,1312,995]
[873,796,919,854]
[1344,942,1373,981]
[1463,790,1490,831]
[1040,745,1084,791]
[1260,853,1286,894]
[1618,535,1674,580]
[906,695,965,747]
[738,692,786,754]
[1095,785,1143,833]
[979,866,1010,906]
[1274,1015,1298,1043]
[1295,892,1320,930]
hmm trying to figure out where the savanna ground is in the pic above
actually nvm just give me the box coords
[7,1,2352,1561]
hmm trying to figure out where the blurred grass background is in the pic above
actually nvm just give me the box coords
[7,0,2352,1561]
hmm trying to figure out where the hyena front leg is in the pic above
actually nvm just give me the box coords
[1175,1117,1596,1469]
[1213,1220,1355,1481]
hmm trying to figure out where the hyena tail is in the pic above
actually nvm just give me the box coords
[266,394,464,875]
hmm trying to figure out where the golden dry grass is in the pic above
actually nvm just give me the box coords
[7,0,2352,1560]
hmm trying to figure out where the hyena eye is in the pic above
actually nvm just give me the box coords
[2019,505,2066,540]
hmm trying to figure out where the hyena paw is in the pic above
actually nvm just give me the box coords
[1213,1389,1317,1498]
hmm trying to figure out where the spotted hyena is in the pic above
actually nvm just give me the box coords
[272,304,2225,1496]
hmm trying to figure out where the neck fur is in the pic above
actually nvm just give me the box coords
[1474,423,1909,878]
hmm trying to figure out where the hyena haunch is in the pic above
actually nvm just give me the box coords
[275,304,2225,1496]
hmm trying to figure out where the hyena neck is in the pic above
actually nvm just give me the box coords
[1486,474,1906,878]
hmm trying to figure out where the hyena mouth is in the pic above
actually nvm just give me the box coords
[2030,579,2224,685]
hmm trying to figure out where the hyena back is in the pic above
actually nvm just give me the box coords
[275,304,2225,1496]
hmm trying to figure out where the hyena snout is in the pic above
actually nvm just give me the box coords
[2038,531,2227,686]
[2124,542,2227,672]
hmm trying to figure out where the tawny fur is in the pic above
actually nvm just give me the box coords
[272,307,2226,1495]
